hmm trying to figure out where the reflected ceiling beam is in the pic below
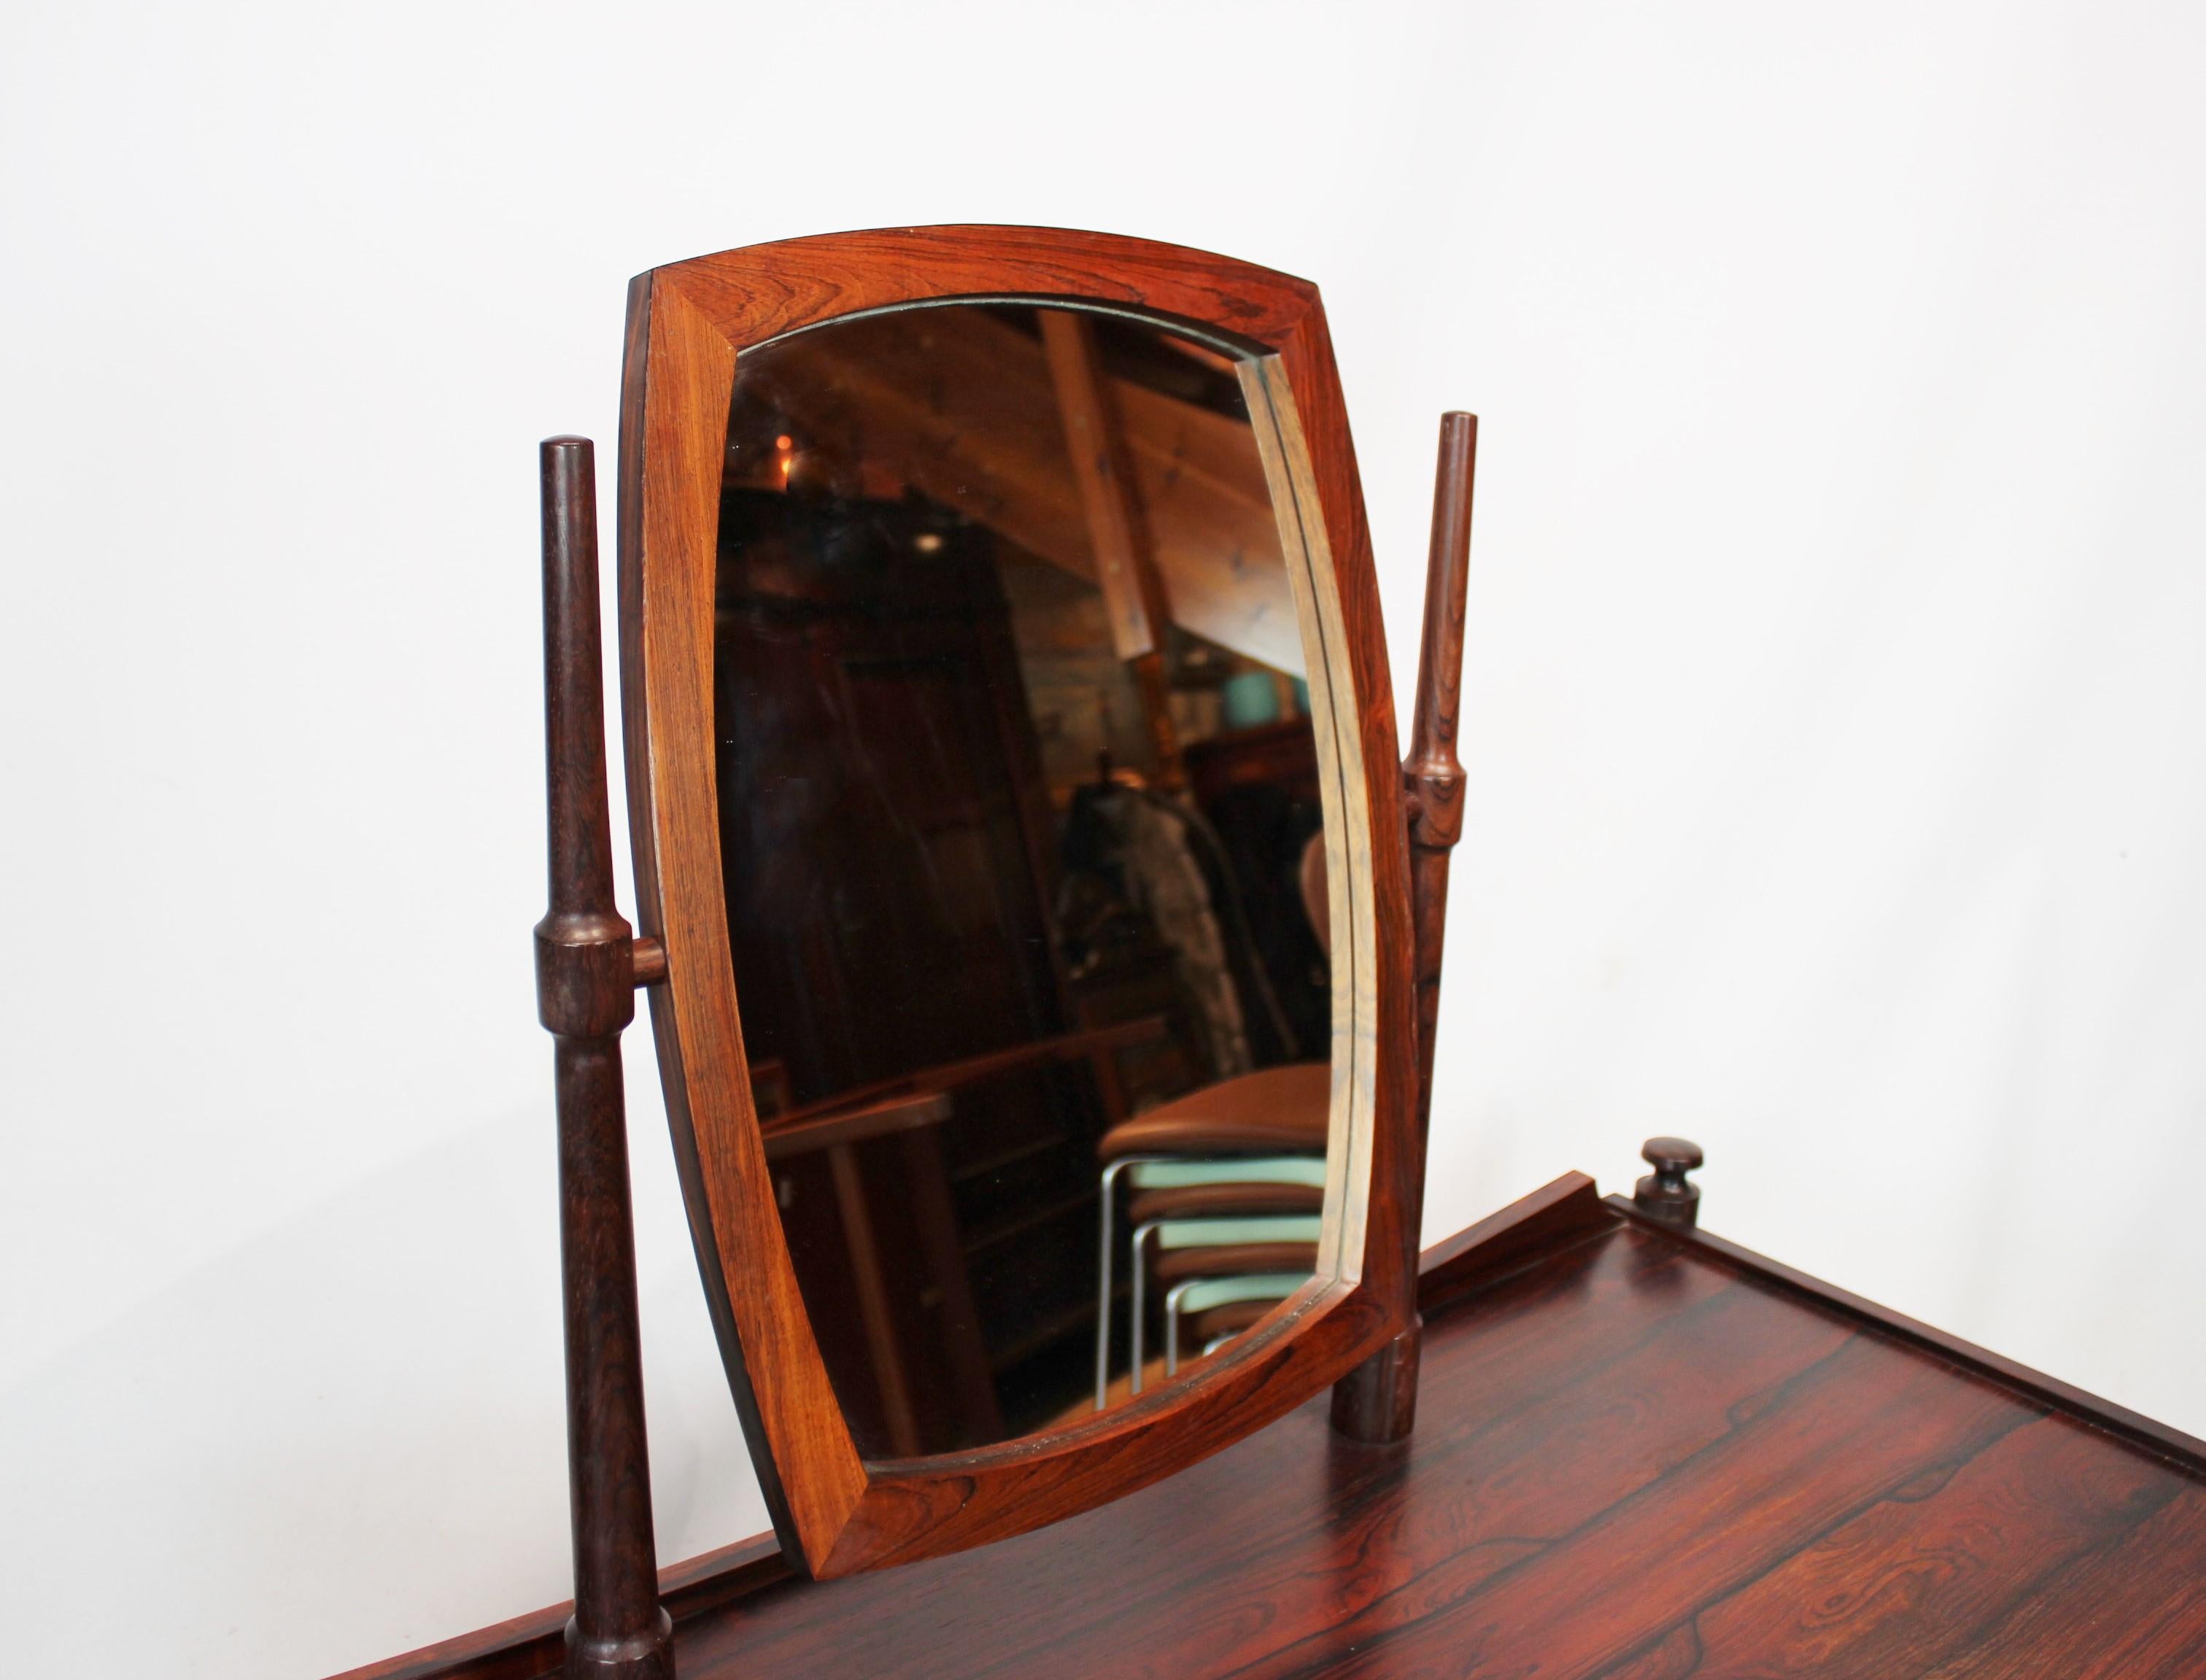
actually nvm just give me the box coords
[1040,308,1185,789]
[747,309,1304,677]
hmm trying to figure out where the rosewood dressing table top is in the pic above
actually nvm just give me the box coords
[353,1176,2206,1679]
[339,227,2206,1680]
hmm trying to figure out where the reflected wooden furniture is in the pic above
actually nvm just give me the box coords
[712,484,1142,1452]
[338,1174,2206,1680]
[754,1018,1166,1453]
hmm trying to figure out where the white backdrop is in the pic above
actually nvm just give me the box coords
[5,4,2202,1676]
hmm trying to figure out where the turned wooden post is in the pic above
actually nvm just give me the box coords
[535,436,675,1680]
[1333,412,1479,1444]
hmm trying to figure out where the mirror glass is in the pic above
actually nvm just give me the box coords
[713,302,1336,1457]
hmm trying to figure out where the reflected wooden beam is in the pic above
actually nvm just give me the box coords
[1040,308,1185,789]
[1038,310,1169,661]
[1112,378,1304,678]
[741,307,1304,676]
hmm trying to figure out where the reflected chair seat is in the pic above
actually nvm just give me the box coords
[1152,1242,1319,1284]
[1130,1215,1320,1393]
[1187,1294,1278,1344]
[1158,1246,1320,1366]
[1096,1060,1331,1160]
[1115,1153,1328,1198]
[1164,1271,1314,1376]
[1125,1180,1323,1223]
[1099,1156,1328,1406]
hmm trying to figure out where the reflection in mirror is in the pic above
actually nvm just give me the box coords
[713,302,1334,1458]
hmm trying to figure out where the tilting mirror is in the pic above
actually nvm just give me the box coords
[523,219,2206,1679]
[711,302,1338,1456]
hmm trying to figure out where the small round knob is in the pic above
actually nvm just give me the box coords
[1634,1136,1703,1228]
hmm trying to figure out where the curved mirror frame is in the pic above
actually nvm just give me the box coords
[618,227,1419,1578]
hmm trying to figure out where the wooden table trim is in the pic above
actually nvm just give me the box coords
[322,1535,787,1680]
[1608,1193,2206,1477]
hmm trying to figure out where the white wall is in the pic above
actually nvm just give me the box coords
[4,4,2202,1675]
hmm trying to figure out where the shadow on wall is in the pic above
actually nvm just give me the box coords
[0,1093,764,1680]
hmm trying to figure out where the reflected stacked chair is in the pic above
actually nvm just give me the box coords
[1094,1061,1331,1401]
[1094,836,1335,1404]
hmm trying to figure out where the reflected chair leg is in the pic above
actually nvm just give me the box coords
[1095,1157,1158,1410]
[1165,1282,1195,1377]
[1129,1221,1162,1395]
[1095,1164,1119,1410]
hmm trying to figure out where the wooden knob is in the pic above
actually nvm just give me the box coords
[1634,1136,1703,1228]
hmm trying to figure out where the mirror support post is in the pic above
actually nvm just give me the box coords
[1331,412,1478,1445]
[535,437,676,1680]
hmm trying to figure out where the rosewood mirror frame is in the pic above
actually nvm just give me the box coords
[616,227,1425,1579]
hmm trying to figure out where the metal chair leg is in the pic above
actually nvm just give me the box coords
[1129,1220,1163,1394]
[1096,1156,1165,1410]
[1166,1280,1196,1377]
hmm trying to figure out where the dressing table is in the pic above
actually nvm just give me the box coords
[338,227,2206,1680]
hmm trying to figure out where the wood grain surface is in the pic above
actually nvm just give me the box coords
[1611,1195,2206,1479]
[649,1208,2188,1666]
[656,1217,2206,1679]
[339,1182,2206,1680]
